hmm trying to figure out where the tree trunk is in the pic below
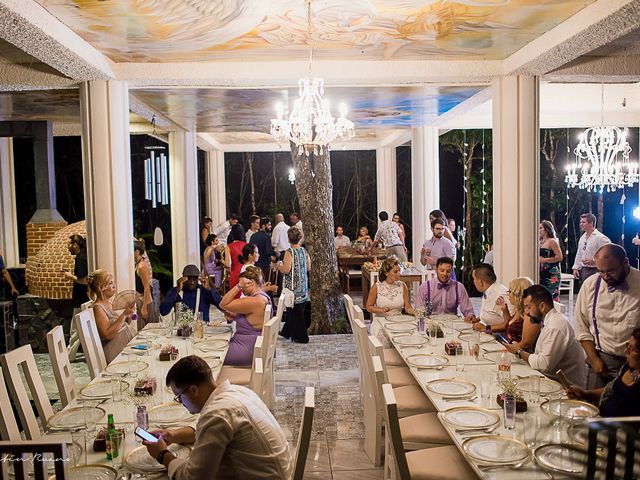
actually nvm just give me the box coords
[247,152,256,215]
[291,145,343,334]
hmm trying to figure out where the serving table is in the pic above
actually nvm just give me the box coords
[380,313,590,479]
[44,311,231,479]
[336,247,386,293]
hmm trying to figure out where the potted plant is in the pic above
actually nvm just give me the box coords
[175,304,194,337]
[496,376,528,412]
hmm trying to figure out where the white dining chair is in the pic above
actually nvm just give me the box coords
[342,294,356,331]
[80,300,93,311]
[368,336,417,387]
[0,439,67,480]
[291,387,315,480]
[559,272,575,306]
[346,300,367,403]
[260,316,280,409]
[217,335,264,388]
[46,326,76,408]
[0,367,21,441]
[0,345,54,439]
[74,308,106,379]
[250,357,264,399]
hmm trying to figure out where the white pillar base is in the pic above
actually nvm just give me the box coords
[0,138,19,266]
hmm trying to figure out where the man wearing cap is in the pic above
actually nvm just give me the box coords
[160,265,222,323]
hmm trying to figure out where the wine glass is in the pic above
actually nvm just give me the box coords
[83,405,100,465]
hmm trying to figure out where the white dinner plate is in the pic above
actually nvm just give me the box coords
[517,376,563,396]
[392,335,427,347]
[50,465,117,480]
[462,435,530,465]
[201,354,222,369]
[483,350,525,365]
[79,379,130,398]
[385,315,417,324]
[385,323,416,334]
[405,353,449,368]
[148,402,193,425]
[533,443,591,477]
[204,324,232,335]
[441,406,500,429]
[48,406,105,429]
[105,360,148,375]
[458,331,495,344]
[195,339,228,351]
[452,321,472,331]
[126,444,190,472]
[540,399,599,421]
[426,378,476,397]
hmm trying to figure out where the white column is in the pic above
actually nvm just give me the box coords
[80,80,135,291]
[169,131,200,281]
[205,150,227,226]
[375,147,397,215]
[492,76,540,283]
[411,126,440,263]
[0,138,19,266]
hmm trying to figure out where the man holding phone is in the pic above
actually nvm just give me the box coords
[143,355,292,479]
[159,265,221,323]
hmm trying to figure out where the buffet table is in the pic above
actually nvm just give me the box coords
[380,313,594,479]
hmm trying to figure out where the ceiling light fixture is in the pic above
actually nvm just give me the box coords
[565,85,638,192]
[270,0,355,156]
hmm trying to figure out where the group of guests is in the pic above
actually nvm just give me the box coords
[368,241,640,417]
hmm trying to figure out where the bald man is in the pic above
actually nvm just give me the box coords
[573,244,640,388]
[271,213,290,256]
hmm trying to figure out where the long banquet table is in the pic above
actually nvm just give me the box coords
[45,310,231,478]
[378,313,588,480]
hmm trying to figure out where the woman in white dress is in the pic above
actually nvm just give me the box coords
[366,257,414,346]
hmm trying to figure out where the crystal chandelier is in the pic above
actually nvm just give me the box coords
[565,86,639,192]
[270,0,355,156]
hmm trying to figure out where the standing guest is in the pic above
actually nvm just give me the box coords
[427,209,456,243]
[271,213,291,257]
[246,215,260,242]
[373,211,407,261]
[220,267,272,365]
[203,234,223,291]
[224,224,248,289]
[239,244,277,294]
[574,244,640,388]
[448,218,461,249]
[483,244,494,266]
[289,212,304,244]
[357,226,372,246]
[502,285,587,387]
[134,239,158,327]
[251,217,276,282]
[276,227,311,343]
[572,213,610,282]
[143,355,292,479]
[160,265,222,323]
[420,218,456,270]
[416,257,473,317]
[392,213,407,251]
[212,214,240,246]
[466,263,513,327]
[0,249,18,298]
[334,225,351,249]
[200,217,213,258]
[88,269,137,364]
[63,234,89,361]
[539,220,563,301]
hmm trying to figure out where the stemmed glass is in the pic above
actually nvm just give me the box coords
[83,405,100,465]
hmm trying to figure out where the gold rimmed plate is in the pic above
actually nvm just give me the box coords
[540,398,599,422]
[148,402,193,425]
[458,331,494,344]
[441,406,500,429]
[462,435,530,465]
[405,353,449,368]
[126,444,191,472]
[201,354,222,369]
[517,376,562,396]
[533,443,592,477]
[105,360,148,375]
[79,379,130,398]
[48,406,106,429]
[385,315,416,324]
[392,335,427,348]
[385,323,416,334]
[194,338,228,351]
[49,465,117,480]
[426,378,476,397]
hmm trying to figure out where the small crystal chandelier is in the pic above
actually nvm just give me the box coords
[565,85,639,192]
[270,0,355,156]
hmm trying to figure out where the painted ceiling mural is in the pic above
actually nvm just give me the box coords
[36,0,595,63]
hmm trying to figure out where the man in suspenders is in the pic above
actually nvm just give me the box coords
[416,257,474,318]
[574,244,640,388]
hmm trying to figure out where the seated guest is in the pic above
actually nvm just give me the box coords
[502,285,587,387]
[334,225,351,249]
[88,269,137,364]
[220,267,272,366]
[144,355,292,479]
[466,263,513,327]
[160,264,221,323]
[203,234,223,290]
[566,327,640,417]
[416,257,474,317]
[367,257,414,347]
[356,226,372,246]
[420,218,456,270]
[473,276,541,350]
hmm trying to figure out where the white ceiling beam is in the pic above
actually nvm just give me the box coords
[128,93,184,132]
[196,133,224,152]
[504,0,640,76]
[0,64,78,91]
[432,87,493,127]
[118,60,498,88]
[546,55,640,83]
[377,130,412,148]
[0,0,115,80]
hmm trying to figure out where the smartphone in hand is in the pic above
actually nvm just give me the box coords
[135,426,159,443]
[494,333,510,344]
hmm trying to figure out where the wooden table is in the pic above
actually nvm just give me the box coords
[336,247,386,293]
[380,314,580,479]
[45,310,231,478]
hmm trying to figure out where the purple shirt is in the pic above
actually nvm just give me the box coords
[416,277,474,317]
[422,236,456,269]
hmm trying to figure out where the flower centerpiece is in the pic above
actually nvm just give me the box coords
[175,304,194,337]
[496,376,528,412]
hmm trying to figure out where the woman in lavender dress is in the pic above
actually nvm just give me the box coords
[219,266,272,366]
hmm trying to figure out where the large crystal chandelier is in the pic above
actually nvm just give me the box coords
[565,86,639,192]
[270,0,355,156]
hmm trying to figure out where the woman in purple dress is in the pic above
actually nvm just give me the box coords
[219,266,272,366]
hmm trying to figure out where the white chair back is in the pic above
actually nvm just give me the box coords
[0,439,67,479]
[74,309,106,379]
[351,305,367,403]
[80,300,93,311]
[0,367,21,441]
[46,326,76,408]
[260,316,280,409]
[292,387,315,480]
[381,382,411,480]
[0,345,53,439]
[250,357,264,399]
[343,294,356,331]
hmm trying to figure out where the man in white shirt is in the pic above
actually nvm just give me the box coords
[145,356,292,480]
[212,214,239,246]
[503,285,587,386]
[290,212,304,244]
[271,213,290,255]
[246,215,260,242]
[466,263,513,326]
[334,225,351,249]
[572,213,610,282]
[573,244,640,388]
[373,211,407,261]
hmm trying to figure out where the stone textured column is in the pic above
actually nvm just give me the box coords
[0,138,19,266]
[411,127,440,262]
[169,131,200,281]
[205,150,227,226]
[79,80,135,291]
[492,76,540,283]
[375,147,397,215]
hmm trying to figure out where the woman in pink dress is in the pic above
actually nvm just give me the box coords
[224,223,247,290]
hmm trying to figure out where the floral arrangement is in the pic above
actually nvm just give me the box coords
[175,304,195,328]
[498,376,524,401]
